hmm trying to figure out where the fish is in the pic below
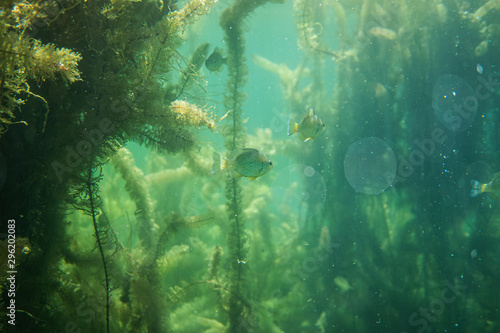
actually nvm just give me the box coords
[287,107,325,142]
[211,148,273,181]
[471,172,500,198]
[205,47,226,73]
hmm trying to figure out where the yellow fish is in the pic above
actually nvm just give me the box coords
[205,47,226,73]
[288,108,325,142]
[471,172,500,198]
[211,148,273,181]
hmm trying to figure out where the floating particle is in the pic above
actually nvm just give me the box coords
[476,63,484,74]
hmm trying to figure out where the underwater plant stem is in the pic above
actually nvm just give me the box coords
[144,35,170,85]
[232,178,242,285]
[86,168,110,333]
[357,0,374,41]
[24,87,49,132]
[226,177,246,331]
[219,1,277,331]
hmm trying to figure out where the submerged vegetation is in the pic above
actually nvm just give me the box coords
[1,0,500,332]
[0,1,82,135]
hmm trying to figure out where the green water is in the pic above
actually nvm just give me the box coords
[1,0,500,332]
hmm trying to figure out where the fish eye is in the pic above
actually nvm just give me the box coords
[322,124,325,128]
[269,162,273,166]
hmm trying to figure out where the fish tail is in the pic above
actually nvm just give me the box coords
[287,118,298,136]
[470,179,485,197]
[211,152,226,173]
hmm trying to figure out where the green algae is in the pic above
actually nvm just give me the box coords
[1,0,500,332]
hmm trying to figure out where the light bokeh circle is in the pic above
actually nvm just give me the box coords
[344,137,396,194]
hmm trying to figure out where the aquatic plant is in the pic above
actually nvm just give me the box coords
[0,0,220,331]
[112,148,157,252]
[218,0,286,330]
[0,1,81,136]
[70,161,112,333]
[170,42,210,99]
[252,54,311,116]
[170,99,229,132]
[2,0,500,332]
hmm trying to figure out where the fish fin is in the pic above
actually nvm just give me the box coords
[228,148,248,159]
[470,189,482,197]
[287,118,298,136]
[307,107,314,117]
[471,179,482,189]
[300,133,310,142]
[211,152,226,173]
[470,180,485,197]
[211,152,220,173]
[247,176,258,181]
[229,169,244,178]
